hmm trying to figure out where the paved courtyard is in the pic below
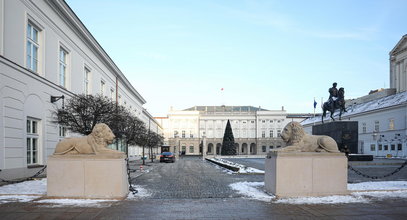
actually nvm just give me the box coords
[0,156,407,219]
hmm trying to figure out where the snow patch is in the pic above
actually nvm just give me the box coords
[353,190,407,199]
[127,185,152,199]
[348,181,407,191]
[229,182,274,202]
[35,199,115,207]
[0,179,46,195]
[208,158,264,174]
[230,181,407,204]
[276,195,369,204]
[0,195,41,204]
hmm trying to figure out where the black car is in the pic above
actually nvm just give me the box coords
[160,152,175,163]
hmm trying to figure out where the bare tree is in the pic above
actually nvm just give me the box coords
[54,94,117,135]
[54,94,154,157]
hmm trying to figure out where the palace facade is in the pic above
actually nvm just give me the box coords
[0,0,161,178]
[155,106,310,156]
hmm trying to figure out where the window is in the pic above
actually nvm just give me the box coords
[277,145,281,148]
[374,121,379,132]
[391,144,395,151]
[26,22,39,72]
[370,144,375,151]
[277,129,281,137]
[110,88,115,100]
[27,119,39,165]
[397,144,402,151]
[100,81,105,95]
[189,146,194,153]
[251,121,254,123]
[384,145,388,150]
[378,144,382,151]
[262,120,265,123]
[389,119,395,130]
[182,146,186,152]
[262,146,266,152]
[182,130,185,138]
[270,130,274,138]
[59,47,67,87]
[262,131,265,138]
[270,146,274,149]
[173,130,178,138]
[190,131,193,138]
[58,126,67,139]
[84,67,91,94]
[362,123,366,133]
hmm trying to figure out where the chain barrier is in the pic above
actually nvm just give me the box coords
[347,157,407,180]
[0,165,47,184]
[126,158,138,195]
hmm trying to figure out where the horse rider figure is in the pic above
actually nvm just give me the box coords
[328,82,338,110]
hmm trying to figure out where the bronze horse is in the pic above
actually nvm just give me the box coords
[322,87,346,123]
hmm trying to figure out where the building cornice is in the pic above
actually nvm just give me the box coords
[389,34,407,56]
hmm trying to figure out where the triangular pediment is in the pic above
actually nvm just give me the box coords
[390,34,407,55]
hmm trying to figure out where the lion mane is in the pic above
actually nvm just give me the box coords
[54,123,123,155]
[278,122,340,153]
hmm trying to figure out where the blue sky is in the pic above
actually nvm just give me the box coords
[67,0,406,116]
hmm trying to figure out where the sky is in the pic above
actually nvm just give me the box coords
[66,0,407,117]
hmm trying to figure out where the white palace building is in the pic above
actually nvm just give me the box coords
[155,106,310,156]
[302,34,407,158]
[0,0,161,178]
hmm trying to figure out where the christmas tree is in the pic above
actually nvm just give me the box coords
[221,120,236,155]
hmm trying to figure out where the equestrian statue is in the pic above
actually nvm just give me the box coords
[322,82,347,123]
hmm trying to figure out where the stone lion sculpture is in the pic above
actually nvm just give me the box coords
[277,121,340,153]
[54,123,124,155]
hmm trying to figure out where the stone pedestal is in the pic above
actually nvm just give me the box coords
[313,121,358,154]
[47,154,129,199]
[265,151,348,198]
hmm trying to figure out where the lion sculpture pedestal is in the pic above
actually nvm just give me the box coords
[265,151,348,198]
[47,123,129,199]
[264,121,348,198]
[47,154,128,199]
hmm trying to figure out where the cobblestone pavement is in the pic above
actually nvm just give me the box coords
[227,157,407,183]
[133,156,263,199]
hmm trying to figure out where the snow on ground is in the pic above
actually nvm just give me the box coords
[230,182,275,202]
[275,195,369,204]
[126,185,152,199]
[0,195,41,204]
[230,181,407,204]
[0,178,119,206]
[208,158,265,174]
[35,199,116,208]
[0,179,46,195]
[348,181,407,191]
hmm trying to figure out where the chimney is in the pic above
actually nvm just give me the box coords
[281,106,284,111]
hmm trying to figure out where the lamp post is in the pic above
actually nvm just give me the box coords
[202,135,207,160]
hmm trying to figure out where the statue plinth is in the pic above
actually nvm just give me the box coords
[47,154,129,199]
[312,121,358,154]
[265,151,348,198]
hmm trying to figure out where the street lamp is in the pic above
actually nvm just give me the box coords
[50,95,65,109]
